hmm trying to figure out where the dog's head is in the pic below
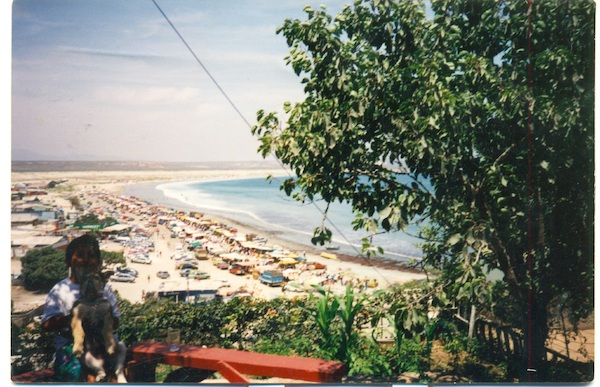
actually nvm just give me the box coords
[79,272,107,301]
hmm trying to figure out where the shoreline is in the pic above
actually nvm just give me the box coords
[13,167,423,271]
[114,177,425,276]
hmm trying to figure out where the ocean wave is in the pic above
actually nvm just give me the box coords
[128,178,423,262]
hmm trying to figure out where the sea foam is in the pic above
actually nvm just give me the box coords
[125,178,423,262]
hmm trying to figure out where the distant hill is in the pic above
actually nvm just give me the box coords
[11,160,283,173]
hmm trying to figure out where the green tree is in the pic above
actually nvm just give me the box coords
[252,0,593,380]
[73,214,117,226]
[20,248,68,292]
[101,250,126,266]
[67,195,81,210]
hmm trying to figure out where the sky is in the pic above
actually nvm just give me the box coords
[9,0,350,163]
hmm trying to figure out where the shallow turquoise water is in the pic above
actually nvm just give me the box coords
[124,177,423,262]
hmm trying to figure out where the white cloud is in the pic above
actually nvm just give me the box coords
[11,0,351,162]
[93,86,201,105]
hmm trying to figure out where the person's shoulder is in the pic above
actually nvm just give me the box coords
[49,277,79,293]
[103,282,117,295]
[49,277,72,289]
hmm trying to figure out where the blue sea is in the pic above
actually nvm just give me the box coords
[123,177,423,262]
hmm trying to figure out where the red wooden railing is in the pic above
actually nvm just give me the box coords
[12,342,348,384]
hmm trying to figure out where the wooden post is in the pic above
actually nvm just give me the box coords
[126,359,157,383]
[468,305,477,339]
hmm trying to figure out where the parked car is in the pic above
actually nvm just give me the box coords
[156,271,170,279]
[110,273,136,283]
[180,268,192,277]
[189,271,210,280]
[175,259,200,269]
[130,255,152,264]
[117,267,139,277]
[177,262,198,271]
[229,265,246,276]
[194,249,209,260]
[259,270,284,287]
[216,261,229,270]
[172,252,191,261]
[115,236,131,244]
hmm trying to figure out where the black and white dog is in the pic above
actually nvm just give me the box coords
[71,272,127,383]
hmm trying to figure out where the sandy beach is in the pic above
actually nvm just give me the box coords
[11,168,427,307]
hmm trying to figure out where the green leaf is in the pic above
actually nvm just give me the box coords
[378,206,392,220]
[447,234,461,246]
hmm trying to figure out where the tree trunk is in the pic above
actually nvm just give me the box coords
[468,305,477,339]
[522,296,550,382]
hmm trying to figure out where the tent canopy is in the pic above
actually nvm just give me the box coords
[100,224,131,233]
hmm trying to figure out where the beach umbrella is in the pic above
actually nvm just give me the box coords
[220,252,247,262]
[240,241,276,252]
[278,258,298,266]
[268,252,285,258]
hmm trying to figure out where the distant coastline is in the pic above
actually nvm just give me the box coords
[11,160,286,173]
[10,160,291,187]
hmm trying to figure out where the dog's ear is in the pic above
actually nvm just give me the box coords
[99,270,111,283]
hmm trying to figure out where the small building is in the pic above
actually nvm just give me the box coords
[154,280,222,304]
[25,189,48,197]
[11,236,69,258]
[11,213,40,227]
[99,224,132,238]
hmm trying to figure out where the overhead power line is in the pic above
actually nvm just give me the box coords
[150,0,252,129]
[150,0,397,285]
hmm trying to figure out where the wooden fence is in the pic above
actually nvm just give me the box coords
[456,313,593,370]
[472,317,524,360]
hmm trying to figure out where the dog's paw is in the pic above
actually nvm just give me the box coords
[106,343,116,355]
[96,371,107,382]
[72,344,84,357]
[115,372,128,383]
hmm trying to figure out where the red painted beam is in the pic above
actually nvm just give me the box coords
[12,369,55,383]
[216,360,250,383]
[129,341,347,383]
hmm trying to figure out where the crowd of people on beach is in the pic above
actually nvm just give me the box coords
[83,188,391,299]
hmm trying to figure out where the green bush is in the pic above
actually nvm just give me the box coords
[20,247,125,293]
[101,250,126,266]
[21,248,68,292]
[116,289,399,377]
[347,337,392,377]
[116,296,318,355]
[253,335,313,357]
[11,322,54,376]
[396,336,432,375]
